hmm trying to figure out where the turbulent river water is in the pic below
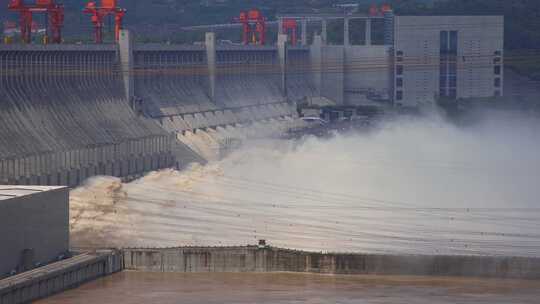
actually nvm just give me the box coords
[37,272,540,304]
[70,112,540,256]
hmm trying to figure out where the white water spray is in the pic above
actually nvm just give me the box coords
[70,112,540,256]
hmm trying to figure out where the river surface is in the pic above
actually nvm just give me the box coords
[37,272,540,304]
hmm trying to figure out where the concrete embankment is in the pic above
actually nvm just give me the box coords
[0,250,122,304]
[123,246,540,280]
[3,245,539,303]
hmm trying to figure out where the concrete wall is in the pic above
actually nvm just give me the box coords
[311,38,393,105]
[0,187,69,278]
[394,16,504,107]
[0,46,176,185]
[286,49,317,101]
[215,49,283,107]
[133,48,215,117]
[344,45,391,105]
[310,40,345,105]
[0,250,122,304]
[321,46,345,104]
[455,16,504,99]
[133,45,315,117]
[124,246,540,280]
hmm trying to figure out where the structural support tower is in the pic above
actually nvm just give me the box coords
[83,0,126,44]
[234,9,267,45]
[7,0,64,44]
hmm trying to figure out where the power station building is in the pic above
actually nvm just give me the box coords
[392,16,504,107]
[306,14,504,107]
[0,186,69,279]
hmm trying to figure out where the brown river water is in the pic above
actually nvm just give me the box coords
[37,272,540,304]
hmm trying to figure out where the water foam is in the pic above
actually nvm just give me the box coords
[70,112,540,256]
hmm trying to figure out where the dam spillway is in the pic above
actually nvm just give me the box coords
[0,44,174,186]
[0,35,321,186]
[0,14,507,187]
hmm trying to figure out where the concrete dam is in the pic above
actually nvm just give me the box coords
[0,13,507,186]
[4,8,540,304]
[0,32,328,186]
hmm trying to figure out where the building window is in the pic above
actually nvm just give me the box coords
[396,90,403,100]
[440,31,448,54]
[440,62,448,74]
[396,50,404,56]
[439,30,458,99]
[494,78,501,88]
[449,75,457,88]
[449,31,458,55]
[396,78,403,87]
[439,87,447,97]
[494,50,502,56]
[439,75,447,89]
[449,89,457,99]
[396,65,403,75]
[494,57,501,64]
[494,65,501,75]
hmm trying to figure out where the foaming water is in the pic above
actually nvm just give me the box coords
[70,113,540,256]
[177,118,297,161]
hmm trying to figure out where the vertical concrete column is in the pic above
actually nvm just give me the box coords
[301,19,308,46]
[344,17,350,46]
[278,18,284,35]
[277,34,288,98]
[118,30,134,103]
[311,34,323,97]
[499,50,504,97]
[321,19,328,45]
[205,32,216,102]
[366,18,372,46]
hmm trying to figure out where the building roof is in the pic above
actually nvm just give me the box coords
[0,186,66,201]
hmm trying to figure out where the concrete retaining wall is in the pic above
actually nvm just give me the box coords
[0,251,122,304]
[123,246,540,280]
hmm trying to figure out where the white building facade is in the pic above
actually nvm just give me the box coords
[393,16,504,107]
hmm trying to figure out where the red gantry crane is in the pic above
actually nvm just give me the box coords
[381,3,392,13]
[83,0,126,44]
[234,9,266,45]
[7,0,64,44]
[369,3,392,16]
[369,4,381,17]
[281,18,298,46]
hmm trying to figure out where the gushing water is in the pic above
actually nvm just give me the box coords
[70,112,540,256]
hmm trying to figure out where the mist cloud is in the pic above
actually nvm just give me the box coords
[70,111,540,256]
